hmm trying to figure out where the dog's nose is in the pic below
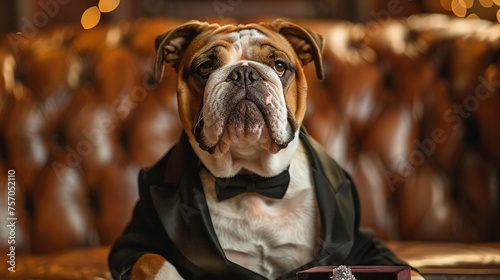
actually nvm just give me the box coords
[226,65,261,85]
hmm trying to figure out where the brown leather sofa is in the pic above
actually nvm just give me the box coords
[0,14,499,279]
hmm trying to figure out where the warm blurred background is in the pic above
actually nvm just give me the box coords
[3,0,500,34]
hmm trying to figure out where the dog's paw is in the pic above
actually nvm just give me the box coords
[411,269,425,280]
[131,253,184,280]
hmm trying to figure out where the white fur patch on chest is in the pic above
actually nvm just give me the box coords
[200,141,320,279]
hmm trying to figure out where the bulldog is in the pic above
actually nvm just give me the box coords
[109,19,423,280]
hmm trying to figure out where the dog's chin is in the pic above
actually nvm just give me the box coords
[197,100,292,159]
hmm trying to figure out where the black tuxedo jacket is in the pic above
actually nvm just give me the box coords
[108,129,408,280]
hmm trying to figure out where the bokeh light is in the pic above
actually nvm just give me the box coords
[99,0,121,13]
[439,0,500,22]
[451,0,467,17]
[81,0,121,29]
[81,6,101,30]
[479,0,494,8]
[440,0,453,11]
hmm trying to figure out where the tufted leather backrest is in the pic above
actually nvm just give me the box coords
[0,15,499,254]
[300,15,500,242]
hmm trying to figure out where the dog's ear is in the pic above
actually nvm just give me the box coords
[266,19,325,80]
[154,20,214,82]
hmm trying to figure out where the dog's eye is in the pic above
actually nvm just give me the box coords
[197,61,214,78]
[274,61,286,77]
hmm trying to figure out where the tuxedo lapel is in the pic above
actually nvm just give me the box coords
[300,130,356,263]
[147,134,230,275]
[310,167,355,261]
[278,130,359,279]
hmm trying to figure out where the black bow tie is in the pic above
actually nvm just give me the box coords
[214,168,290,201]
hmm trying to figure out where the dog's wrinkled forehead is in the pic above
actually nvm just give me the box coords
[154,19,324,82]
[199,28,267,64]
[225,28,268,56]
[186,25,293,67]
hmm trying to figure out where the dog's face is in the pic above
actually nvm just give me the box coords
[155,20,324,176]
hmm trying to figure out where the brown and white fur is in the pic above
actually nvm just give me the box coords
[130,19,325,280]
[193,33,321,277]
[130,19,424,280]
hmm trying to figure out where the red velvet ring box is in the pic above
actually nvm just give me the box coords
[296,266,411,280]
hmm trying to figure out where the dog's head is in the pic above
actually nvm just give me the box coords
[155,19,324,176]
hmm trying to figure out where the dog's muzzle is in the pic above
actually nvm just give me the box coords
[194,62,295,155]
